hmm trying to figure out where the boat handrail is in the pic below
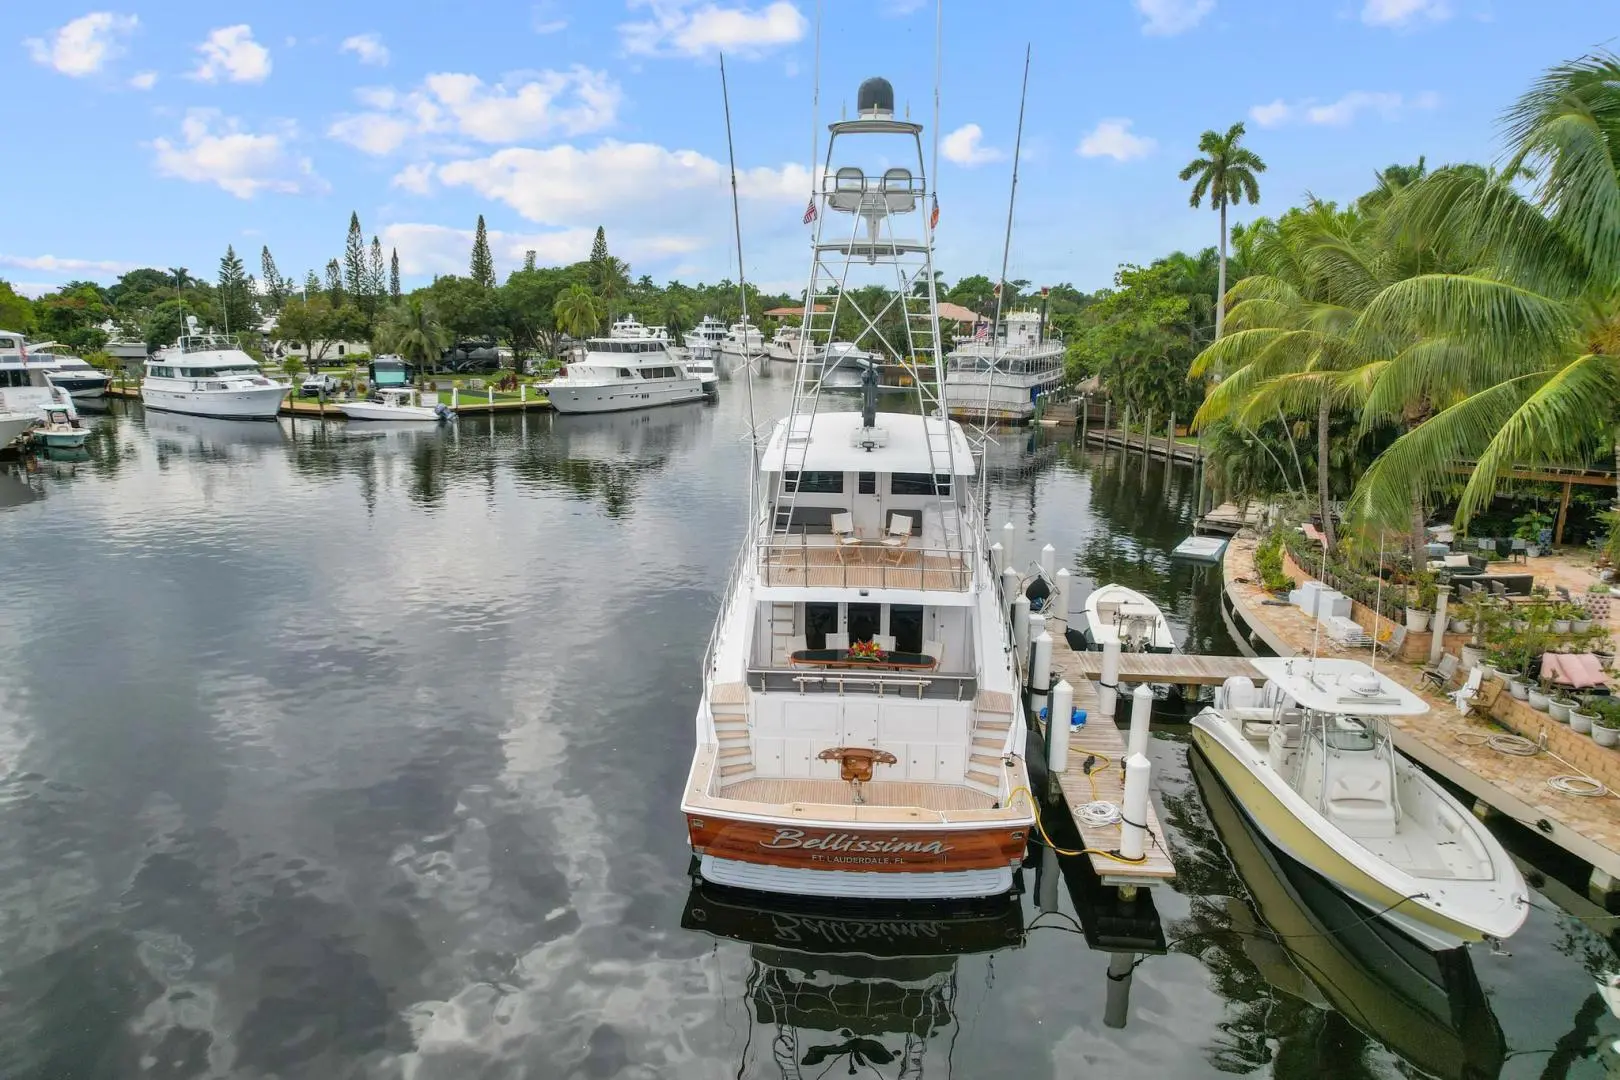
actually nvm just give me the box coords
[701,512,766,681]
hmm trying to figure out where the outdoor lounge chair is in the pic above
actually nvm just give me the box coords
[1421,653,1459,690]
[880,513,913,565]
[830,511,864,562]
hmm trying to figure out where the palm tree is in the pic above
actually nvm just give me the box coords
[553,284,601,340]
[1180,122,1267,340]
[592,256,630,323]
[381,296,449,375]
[1344,51,1620,533]
[167,267,192,291]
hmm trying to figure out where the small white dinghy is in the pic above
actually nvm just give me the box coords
[31,404,89,448]
[338,387,454,423]
[1192,657,1529,949]
[1082,583,1175,652]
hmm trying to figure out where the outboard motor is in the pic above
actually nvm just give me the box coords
[434,403,455,423]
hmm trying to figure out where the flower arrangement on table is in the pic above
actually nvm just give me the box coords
[847,639,887,661]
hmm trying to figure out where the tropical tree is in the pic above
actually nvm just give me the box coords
[553,284,601,339]
[593,255,630,322]
[376,296,450,374]
[1179,122,1266,339]
[469,215,496,288]
[1345,51,1620,533]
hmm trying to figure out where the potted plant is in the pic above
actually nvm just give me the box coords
[1514,509,1553,557]
[1570,700,1597,734]
[1405,573,1437,633]
[1528,680,1551,712]
[1550,694,1575,723]
[1449,612,1472,634]
[1588,697,1620,747]
[1462,642,1486,669]
[1551,602,1575,635]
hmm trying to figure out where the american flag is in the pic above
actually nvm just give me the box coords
[803,197,817,225]
[930,195,940,229]
[973,322,989,341]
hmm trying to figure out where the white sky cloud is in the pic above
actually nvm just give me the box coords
[25,12,138,77]
[1253,90,1440,127]
[1134,0,1214,35]
[1361,0,1451,27]
[128,70,157,90]
[1077,118,1155,161]
[380,222,703,279]
[531,1,568,33]
[620,0,808,59]
[940,124,1003,167]
[150,109,321,198]
[340,32,389,66]
[0,254,137,275]
[329,67,621,154]
[191,25,271,83]
[391,162,436,194]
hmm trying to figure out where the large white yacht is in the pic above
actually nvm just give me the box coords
[1193,657,1528,948]
[944,311,1065,423]
[765,323,807,364]
[143,319,290,420]
[683,314,727,353]
[683,76,1033,901]
[28,342,113,402]
[717,319,765,371]
[546,314,706,414]
[0,330,80,446]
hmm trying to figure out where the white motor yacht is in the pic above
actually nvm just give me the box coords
[683,314,727,353]
[546,317,706,414]
[815,341,877,390]
[338,387,454,422]
[29,343,113,402]
[1081,583,1176,652]
[143,319,290,420]
[0,330,81,446]
[944,311,1065,424]
[717,319,765,371]
[676,344,719,394]
[766,324,808,364]
[683,75,1033,902]
[1192,657,1529,948]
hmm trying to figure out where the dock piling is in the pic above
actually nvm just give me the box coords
[1099,639,1121,722]
[990,541,1005,577]
[1120,754,1151,862]
[1001,567,1021,630]
[1126,684,1152,760]
[1039,543,1055,579]
[1002,522,1017,573]
[1047,679,1073,801]
[1038,844,1061,913]
[1104,952,1136,1029]
[1013,596,1032,671]
[1031,627,1053,718]
[1053,568,1071,630]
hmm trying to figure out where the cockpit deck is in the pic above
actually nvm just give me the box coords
[760,536,970,590]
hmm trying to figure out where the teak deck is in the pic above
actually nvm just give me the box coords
[1052,650,1266,688]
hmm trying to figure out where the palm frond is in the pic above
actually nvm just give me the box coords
[1354,273,1577,368]
[1531,111,1620,281]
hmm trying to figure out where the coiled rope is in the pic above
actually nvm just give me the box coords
[1452,731,1609,797]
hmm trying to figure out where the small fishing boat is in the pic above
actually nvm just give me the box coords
[337,387,454,422]
[1081,583,1175,652]
[31,404,90,448]
[1192,657,1529,949]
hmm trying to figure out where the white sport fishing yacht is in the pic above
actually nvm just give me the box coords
[143,318,290,420]
[0,330,80,447]
[683,76,1033,901]
[944,311,1064,423]
[546,314,706,414]
[684,314,728,353]
[1193,657,1528,948]
[28,342,113,402]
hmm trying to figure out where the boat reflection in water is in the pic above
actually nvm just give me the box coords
[1191,750,1506,1080]
[142,408,289,458]
[683,881,1024,1078]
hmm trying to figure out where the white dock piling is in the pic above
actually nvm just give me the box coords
[1002,522,1017,572]
[1047,679,1073,800]
[1030,629,1052,716]
[1104,953,1136,1029]
[1039,542,1056,578]
[1120,753,1151,862]
[1053,568,1071,628]
[1012,595,1032,670]
[1038,844,1060,914]
[1001,567,1021,628]
[990,541,1005,577]
[1126,684,1153,761]
[1098,638,1121,721]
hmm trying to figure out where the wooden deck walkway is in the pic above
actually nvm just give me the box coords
[1051,649,1264,688]
[1041,645,1177,888]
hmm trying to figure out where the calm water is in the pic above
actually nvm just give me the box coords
[0,386,1615,1079]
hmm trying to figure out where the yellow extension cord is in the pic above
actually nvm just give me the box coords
[1010,748,1149,866]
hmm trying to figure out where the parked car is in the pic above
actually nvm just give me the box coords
[300,373,340,397]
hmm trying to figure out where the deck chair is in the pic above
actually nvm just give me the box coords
[1421,652,1459,690]
[922,638,944,669]
[830,511,863,563]
[826,632,849,650]
[880,513,913,565]
[1489,580,1508,597]
[1374,623,1407,659]
[873,634,896,651]
[1450,667,1483,713]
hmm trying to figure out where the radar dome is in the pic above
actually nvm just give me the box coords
[857,77,894,119]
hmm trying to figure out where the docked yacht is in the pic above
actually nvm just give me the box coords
[338,387,454,422]
[30,404,90,449]
[1193,657,1529,948]
[683,76,1033,901]
[678,346,719,394]
[143,320,290,419]
[944,311,1065,423]
[717,319,765,371]
[0,330,81,447]
[29,343,113,402]
[814,341,878,390]
[766,323,808,364]
[546,315,706,414]
[1080,583,1175,652]
[684,314,728,353]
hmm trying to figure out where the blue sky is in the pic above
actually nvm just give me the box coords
[6,0,1615,299]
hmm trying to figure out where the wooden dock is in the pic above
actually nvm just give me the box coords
[1051,649,1264,689]
[106,383,553,417]
[1082,428,1203,464]
[1038,633,1178,890]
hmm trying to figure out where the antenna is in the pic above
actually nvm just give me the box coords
[719,54,759,463]
[1372,530,1385,673]
[976,44,1031,509]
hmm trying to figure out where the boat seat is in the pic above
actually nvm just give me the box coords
[1325,766,1398,838]
[830,167,866,212]
[881,167,916,213]
[1218,676,1257,710]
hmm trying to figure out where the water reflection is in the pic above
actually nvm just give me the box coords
[682,883,1024,1079]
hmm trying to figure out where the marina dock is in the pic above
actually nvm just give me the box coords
[105,383,555,417]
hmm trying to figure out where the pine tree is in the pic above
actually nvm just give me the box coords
[260,246,287,310]
[470,215,496,288]
[217,244,255,334]
[325,259,344,306]
[367,236,386,313]
[344,211,366,299]
[389,248,401,299]
[523,249,537,272]
[304,269,321,297]
[590,225,608,267]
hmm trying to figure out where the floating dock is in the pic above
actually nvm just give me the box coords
[105,384,554,417]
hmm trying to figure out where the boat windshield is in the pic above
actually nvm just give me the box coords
[1321,714,1379,752]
